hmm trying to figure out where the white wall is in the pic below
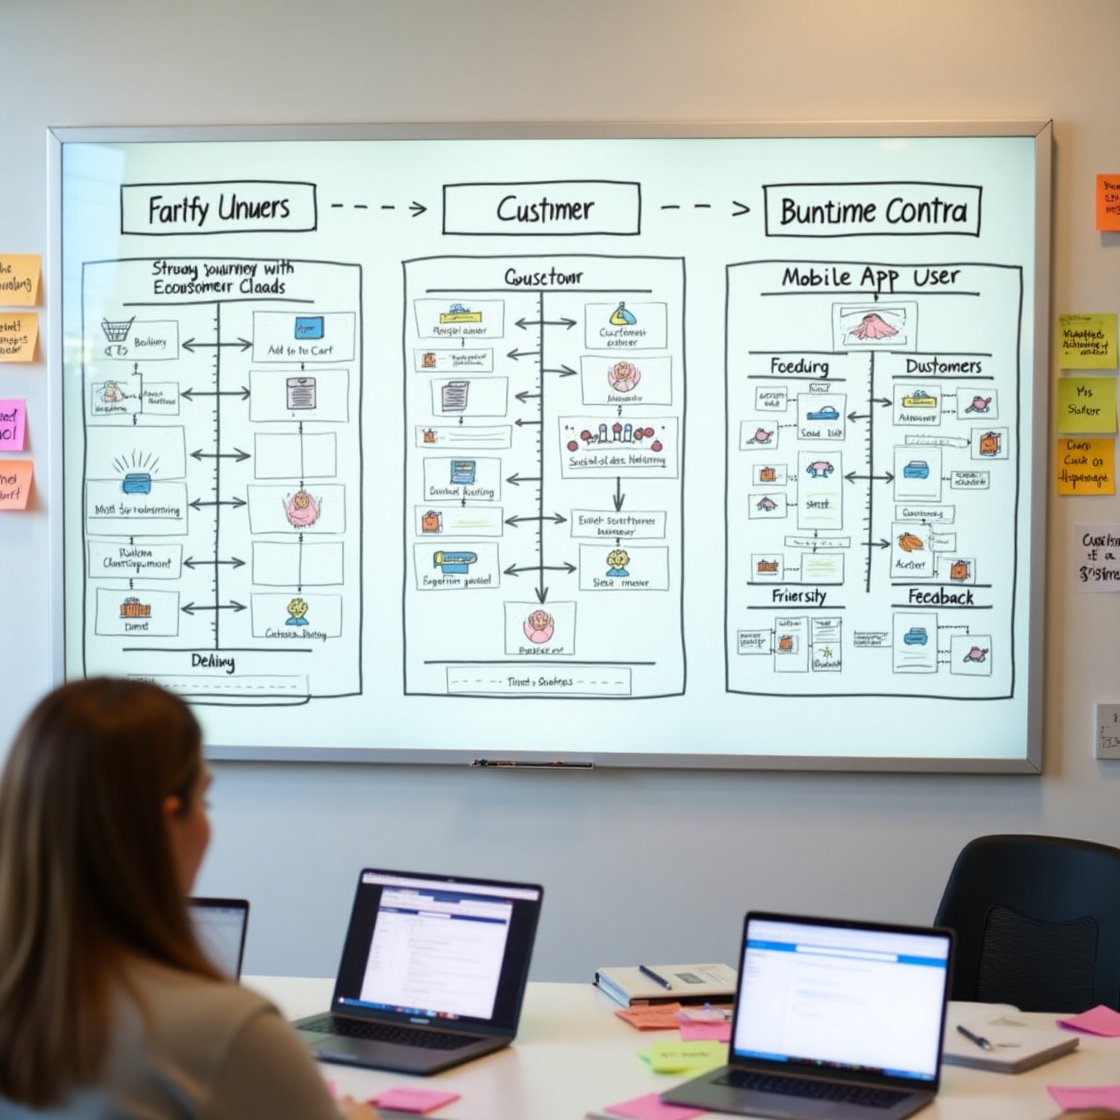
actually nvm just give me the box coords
[3,0,1120,979]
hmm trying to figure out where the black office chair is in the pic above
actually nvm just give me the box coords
[934,834,1120,1012]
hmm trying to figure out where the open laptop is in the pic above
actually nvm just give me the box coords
[292,869,544,1075]
[662,912,953,1120]
[189,897,250,979]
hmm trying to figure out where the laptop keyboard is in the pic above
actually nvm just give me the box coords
[299,1014,472,1051]
[716,1069,909,1109]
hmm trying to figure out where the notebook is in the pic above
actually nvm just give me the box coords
[661,912,954,1120]
[189,897,250,979]
[292,869,544,1075]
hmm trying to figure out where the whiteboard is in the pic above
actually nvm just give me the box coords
[50,122,1051,770]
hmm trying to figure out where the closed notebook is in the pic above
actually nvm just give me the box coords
[594,964,736,1007]
[942,1013,1079,1073]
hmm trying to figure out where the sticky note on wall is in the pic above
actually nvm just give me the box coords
[1098,175,1120,232]
[1057,437,1115,495]
[1056,377,1117,434]
[0,400,26,450]
[1058,313,1118,369]
[0,313,38,362]
[0,254,40,306]
[0,459,33,509]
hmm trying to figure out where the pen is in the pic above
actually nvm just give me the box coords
[639,964,673,990]
[956,1024,993,1051]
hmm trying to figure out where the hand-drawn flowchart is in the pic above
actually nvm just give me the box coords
[79,257,362,702]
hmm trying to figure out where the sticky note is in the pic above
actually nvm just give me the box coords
[0,254,40,306]
[373,1087,460,1114]
[1057,437,1115,494]
[1056,376,1117,433]
[678,1020,732,1042]
[1098,175,1120,232]
[0,312,38,362]
[1058,312,1118,369]
[616,1003,683,1030]
[0,400,26,451]
[1048,1084,1120,1110]
[1058,1004,1120,1036]
[601,1092,707,1120]
[0,460,33,509]
[645,1039,727,1075]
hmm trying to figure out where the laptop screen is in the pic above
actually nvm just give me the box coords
[733,915,951,1084]
[331,870,543,1031]
[189,897,249,979]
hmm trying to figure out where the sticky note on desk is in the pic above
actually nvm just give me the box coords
[645,1039,727,1075]
[1058,1004,1120,1036]
[600,1091,706,1120]
[679,1020,731,1042]
[1048,1083,1120,1110]
[616,1003,682,1030]
[373,1087,460,1113]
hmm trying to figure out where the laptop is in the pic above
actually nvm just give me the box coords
[662,912,953,1120]
[292,868,544,1075]
[189,897,250,979]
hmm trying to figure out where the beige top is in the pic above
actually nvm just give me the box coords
[0,959,341,1119]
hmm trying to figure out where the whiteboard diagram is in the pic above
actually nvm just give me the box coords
[54,125,1049,767]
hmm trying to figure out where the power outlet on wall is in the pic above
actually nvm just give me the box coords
[1096,704,1120,759]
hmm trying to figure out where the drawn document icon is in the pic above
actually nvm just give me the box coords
[286,377,317,410]
[442,380,470,412]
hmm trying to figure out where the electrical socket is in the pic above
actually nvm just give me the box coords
[1096,704,1120,759]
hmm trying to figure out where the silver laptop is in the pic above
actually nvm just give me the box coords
[662,912,953,1120]
[292,869,544,1075]
[189,897,250,979]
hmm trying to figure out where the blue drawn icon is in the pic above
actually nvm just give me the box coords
[433,550,477,575]
[903,626,928,646]
[295,316,324,340]
[806,405,840,421]
[610,302,637,326]
[902,460,930,479]
[122,472,152,495]
[450,459,477,485]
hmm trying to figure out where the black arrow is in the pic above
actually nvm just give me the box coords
[613,477,625,512]
[847,399,892,421]
[182,337,252,353]
[190,447,251,462]
[514,316,577,331]
[183,555,247,569]
[732,200,751,217]
[515,390,541,403]
[409,201,426,217]
[189,496,247,510]
[505,513,567,527]
[505,472,541,486]
[514,417,542,427]
[862,538,891,550]
[181,600,247,615]
[544,364,578,377]
[506,347,540,361]
[181,386,250,401]
[844,471,895,484]
[503,562,577,577]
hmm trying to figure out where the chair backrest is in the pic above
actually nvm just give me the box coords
[934,834,1120,1012]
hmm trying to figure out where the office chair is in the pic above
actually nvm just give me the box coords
[934,834,1120,1012]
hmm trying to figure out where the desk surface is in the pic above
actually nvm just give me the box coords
[245,977,1101,1120]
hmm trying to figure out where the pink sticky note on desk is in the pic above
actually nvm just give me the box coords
[373,1087,460,1114]
[0,400,25,451]
[679,1020,732,1042]
[603,1092,706,1120]
[1058,1004,1120,1036]
[1048,1084,1120,1110]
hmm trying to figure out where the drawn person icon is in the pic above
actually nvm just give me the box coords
[609,302,637,326]
[284,489,321,528]
[607,361,641,393]
[101,381,123,403]
[285,597,309,627]
[523,609,554,644]
[606,548,630,577]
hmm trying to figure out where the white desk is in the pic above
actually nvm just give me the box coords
[246,977,1113,1119]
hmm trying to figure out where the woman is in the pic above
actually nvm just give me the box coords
[0,678,378,1119]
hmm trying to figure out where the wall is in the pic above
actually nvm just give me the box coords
[2,0,1119,979]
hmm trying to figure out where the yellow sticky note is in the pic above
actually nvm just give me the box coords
[1058,313,1118,369]
[0,459,33,509]
[0,254,41,306]
[0,312,38,362]
[646,1039,728,1075]
[1057,437,1115,495]
[1056,376,1117,434]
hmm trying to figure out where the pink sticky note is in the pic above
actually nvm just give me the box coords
[373,1087,460,1114]
[603,1092,707,1120]
[1048,1084,1120,1110]
[1058,1004,1120,1036]
[0,400,25,451]
[679,1020,732,1042]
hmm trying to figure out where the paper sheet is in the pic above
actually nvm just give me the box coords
[1058,1004,1120,1037]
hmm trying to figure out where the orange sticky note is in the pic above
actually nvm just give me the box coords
[0,313,38,362]
[0,459,33,509]
[1098,176,1120,232]
[0,254,41,306]
[1056,437,1115,495]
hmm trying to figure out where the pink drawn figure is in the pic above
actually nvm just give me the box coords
[849,312,899,341]
[285,489,321,528]
[747,427,774,445]
[523,609,554,644]
[607,360,642,393]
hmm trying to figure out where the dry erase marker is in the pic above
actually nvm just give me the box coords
[956,1024,993,1051]
[639,964,673,990]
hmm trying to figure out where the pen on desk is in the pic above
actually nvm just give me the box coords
[956,1024,993,1051]
[639,964,673,990]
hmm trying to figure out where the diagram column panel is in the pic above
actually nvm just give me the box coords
[726,260,1021,699]
[402,255,685,699]
[80,257,362,702]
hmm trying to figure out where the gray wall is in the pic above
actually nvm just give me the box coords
[3,0,1120,979]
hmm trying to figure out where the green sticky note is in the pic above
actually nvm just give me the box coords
[1057,376,1117,434]
[646,1039,728,1075]
[1058,313,1118,369]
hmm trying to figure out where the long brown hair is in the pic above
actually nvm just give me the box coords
[0,678,223,1105]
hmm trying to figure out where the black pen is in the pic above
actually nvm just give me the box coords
[956,1024,993,1051]
[639,964,673,990]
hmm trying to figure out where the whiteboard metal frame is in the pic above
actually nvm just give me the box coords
[48,120,1051,773]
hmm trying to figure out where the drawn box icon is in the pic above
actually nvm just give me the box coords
[294,316,324,340]
[759,467,777,482]
[442,380,470,412]
[122,472,152,495]
[979,431,1001,456]
[450,459,476,485]
[777,634,794,652]
[421,510,442,533]
[757,559,779,573]
[286,377,317,409]
[950,559,970,581]
[120,596,151,618]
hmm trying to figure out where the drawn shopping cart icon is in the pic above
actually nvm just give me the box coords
[101,316,135,342]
